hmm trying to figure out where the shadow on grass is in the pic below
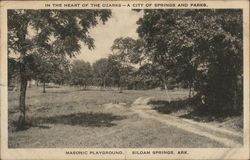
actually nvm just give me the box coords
[149,97,241,123]
[48,89,118,93]
[12,121,51,131]
[13,112,127,131]
[179,112,219,122]
[34,112,126,127]
[179,107,242,122]
[46,91,73,94]
[149,98,192,114]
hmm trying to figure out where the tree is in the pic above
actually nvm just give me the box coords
[92,58,111,89]
[128,65,161,90]
[29,52,70,93]
[8,9,111,127]
[107,54,134,93]
[136,9,243,114]
[50,58,71,86]
[107,55,123,89]
[70,60,93,89]
[138,62,174,101]
[111,36,176,97]
[111,37,143,92]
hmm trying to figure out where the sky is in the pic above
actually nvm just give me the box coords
[74,9,143,64]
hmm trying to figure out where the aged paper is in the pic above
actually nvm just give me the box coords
[1,0,249,159]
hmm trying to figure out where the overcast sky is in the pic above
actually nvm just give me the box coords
[74,9,143,64]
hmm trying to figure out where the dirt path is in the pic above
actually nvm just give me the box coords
[104,97,242,148]
[131,97,243,148]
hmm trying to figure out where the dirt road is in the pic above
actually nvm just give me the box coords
[106,97,243,148]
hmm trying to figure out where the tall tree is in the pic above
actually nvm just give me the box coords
[111,37,142,92]
[8,9,111,127]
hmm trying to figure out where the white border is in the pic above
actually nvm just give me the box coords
[1,1,249,159]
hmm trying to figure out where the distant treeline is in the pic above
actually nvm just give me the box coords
[8,56,179,91]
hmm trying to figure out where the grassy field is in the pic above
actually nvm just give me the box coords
[8,86,240,148]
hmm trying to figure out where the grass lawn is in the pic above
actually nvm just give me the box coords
[8,86,231,148]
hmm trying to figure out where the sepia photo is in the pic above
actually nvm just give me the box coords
[1,1,249,159]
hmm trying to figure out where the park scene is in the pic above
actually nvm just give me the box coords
[8,9,243,148]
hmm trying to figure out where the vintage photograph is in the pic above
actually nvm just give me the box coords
[7,8,244,149]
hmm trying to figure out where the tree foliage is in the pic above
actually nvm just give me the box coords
[70,60,93,89]
[110,38,140,92]
[8,9,111,126]
[136,9,243,114]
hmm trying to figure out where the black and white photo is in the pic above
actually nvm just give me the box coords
[1,1,249,159]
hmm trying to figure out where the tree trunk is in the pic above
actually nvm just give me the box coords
[233,75,241,111]
[100,83,103,91]
[188,82,193,105]
[164,81,171,102]
[43,82,46,93]
[233,89,237,111]
[103,78,106,89]
[16,18,29,128]
[119,77,123,93]
[189,83,192,99]
[28,81,32,88]
[119,86,123,93]
[18,63,28,127]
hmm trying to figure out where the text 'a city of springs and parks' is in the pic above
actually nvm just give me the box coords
[54,3,207,8]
